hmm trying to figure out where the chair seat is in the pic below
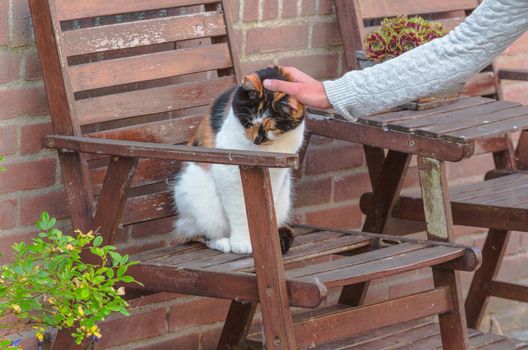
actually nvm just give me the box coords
[302,317,528,349]
[128,226,478,309]
[361,173,528,232]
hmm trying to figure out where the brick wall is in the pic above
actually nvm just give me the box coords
[1,0,528,348]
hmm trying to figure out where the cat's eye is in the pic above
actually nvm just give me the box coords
[247,90,258,100]
[279,102,291,114]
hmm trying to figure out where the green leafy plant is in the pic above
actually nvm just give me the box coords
[0,212,142,349]
[363,16,447,61]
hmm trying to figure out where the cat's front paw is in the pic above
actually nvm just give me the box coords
[206,238,231,253]
[230,239,252,254]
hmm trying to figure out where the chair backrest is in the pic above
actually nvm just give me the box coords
[30,0,241,241]
[335,0,499,98]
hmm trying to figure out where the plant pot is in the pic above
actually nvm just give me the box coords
[355,50,463,110]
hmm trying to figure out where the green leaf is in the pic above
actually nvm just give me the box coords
[120,275,134,283]
[117,265,126,278]
[105,268,114,279]
[77,287,90,300]
[93,236,103,247]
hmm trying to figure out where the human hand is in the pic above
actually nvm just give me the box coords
[263,67,332,110]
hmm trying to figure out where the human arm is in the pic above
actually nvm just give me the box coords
[265,0,528,120]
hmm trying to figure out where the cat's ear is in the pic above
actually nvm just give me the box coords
[242,73,259,90]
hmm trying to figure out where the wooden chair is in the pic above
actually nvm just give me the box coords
[29,0,483,348]
[334,0,528,329]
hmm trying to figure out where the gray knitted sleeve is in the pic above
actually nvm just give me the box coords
[323,0,528,120]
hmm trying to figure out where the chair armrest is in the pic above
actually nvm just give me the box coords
[42,135,299,168]
[498,68,528,81]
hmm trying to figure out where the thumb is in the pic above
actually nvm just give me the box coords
[263,79,299,95]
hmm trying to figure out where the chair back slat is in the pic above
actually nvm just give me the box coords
[69,43,232,92]
[358,0,478,20]
[54,0,219,21]
[62,11,227,57]
[75,76,235,126]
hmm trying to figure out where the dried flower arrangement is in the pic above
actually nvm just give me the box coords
[363,16,448,61]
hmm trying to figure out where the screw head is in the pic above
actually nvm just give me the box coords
[274,336,281,345]
[408,139,416,147]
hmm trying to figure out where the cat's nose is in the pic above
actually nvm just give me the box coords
[253,133,266,145]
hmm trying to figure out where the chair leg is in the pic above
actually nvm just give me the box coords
[465,229,510,329]
[339,150,411,306]
[240,167,297,349]
[417,156,468,349]
[434,268,469,350]
[217,301,257,350]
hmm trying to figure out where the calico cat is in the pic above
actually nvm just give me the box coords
[172,66,305,254]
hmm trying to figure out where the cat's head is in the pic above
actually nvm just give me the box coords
[232,66,305,145]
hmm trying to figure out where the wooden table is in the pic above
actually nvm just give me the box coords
[307,95,528,240]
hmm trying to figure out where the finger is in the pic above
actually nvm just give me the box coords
[263,79,299,94]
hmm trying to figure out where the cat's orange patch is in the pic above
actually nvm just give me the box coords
[189,115,216,148]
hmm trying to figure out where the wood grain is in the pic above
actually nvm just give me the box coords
[54,0,220,20]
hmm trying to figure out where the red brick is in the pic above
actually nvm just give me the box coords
[0,231,34,264]
[240,60,270,76]
[304,142,363,175]
[263,0,278,20]
[131,333,199,350]
[243,0,259,22]
[19,189,69,225]
[502,81,528,105]
[305,204,362,229]
[0,0,8,45]
[169,298,229,331]
[504,33,528,55]
[20,122,53,155]
[12,0,33,47]
[312,22,341,48]
[446,154,493,181]
[282,1,298,18]
[0,126,19,155]
[97,308,168,348]
[0,157,56,194]
[0,52,21,83]
[200,327,223,350]
[0,199,17,230]
[318,0,335,14]
[334,172,372,202]
[278,52,340,79]
[24,51,43,81]
[0,87,49,120]
[246,25,309,54]
[294,178,332,207]
[302,0,316,16]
